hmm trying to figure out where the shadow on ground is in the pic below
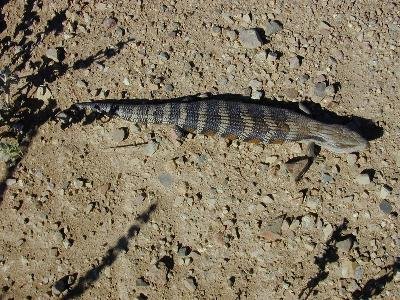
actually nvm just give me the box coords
[0,1,134,203]
[60,203,157,299]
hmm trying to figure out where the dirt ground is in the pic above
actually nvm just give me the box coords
[0,0,399,299]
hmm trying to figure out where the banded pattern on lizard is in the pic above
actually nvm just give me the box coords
[75,98,368,154]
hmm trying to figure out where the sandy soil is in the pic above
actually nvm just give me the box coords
[0,0,399,299]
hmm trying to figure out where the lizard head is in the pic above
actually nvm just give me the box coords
[311,123,369,154]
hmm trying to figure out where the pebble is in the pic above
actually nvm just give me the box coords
[159,51,170,61]
[123,77,130,86]
[322,223,333,240]
[379,200,393,214]
[340,259,357,279]
[239,29,263,49]
[211,25,222,36]
[76,80,87,88]
[267,51,278,62]
[298,74,310,84]
[321,173,333,184]
[305,197,320,210]
[325,84,336,96]
[5,178,16,186]
[73,179,84,189]
[355,173,371,185]
[314,82,327,97]
[164,84,174,92]
[136,278,150,287]
[379,185,391,199]
[111,127,128,143]
[102,17,117,29]
[255,50,267,61]
[346,154,357,165]
[158,173,173,188]
[265,20,283,36]
[248,79,262,90]
[46,48,60,62]
[52,275,75,296]
[183,277,197,292]
[354,265,364,280]
[251,90,263,100]
[288,56,301,69]
[143,141,159,156]
[285,157,311,182]
[225,30,237,40]
[336,237,353,252]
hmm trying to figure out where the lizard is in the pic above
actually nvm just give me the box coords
[74,98,369,154]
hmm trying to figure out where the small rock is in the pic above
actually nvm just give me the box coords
[251,90,263,100]
[143,141,159,156]
[111,127,128,143]
[52,274,76,296]
[265,20,283,36]
[123,77,130,86]
[322,223,333,240]
[46,48,60,62]
[298,74,310,84]
[354,265,364,280]
[36,85,53,101]
[355,173,371,185]
[242,13,252,23]
[346,154,357,165]
[239,29,263,49]
[5,178,16,186]
[306,197,320,210]
[76,80,87,88]
[73,179,84,189]
[285,157,311,182]
[285,88,298,99]
[289,56,301,69]
[159,52,170,61]
[102,17,117,29]
[301,214,316,229]
[248,79,262,90]
[183,277,197,292]
[336,237,353,252]
[164,84,174,92]
[379,185,392,199]
[158,173,173,188]
[255,50,267,61]
[177,246,190,256]
[267,51,278,62]
[314,82,327,97]
[225,30,237,40]
[211,25,222,36]
[321,173,334,184]
[319,21,332,31]
[340,259,357,279]
[379,200,393,214]
[136,278,150,287]
[325,84,336,96]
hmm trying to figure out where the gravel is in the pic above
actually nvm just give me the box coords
[379,200,393,214]
[355,173,371,185]
[111,127,128,142]
[46,48,60,62]
[314,82,327,97]
[265,20,283,36]
[288,56,301,69]
[159,51,170,61]
[239,29,263,49]
[267,51,279,62]
[183,277,197,292]
[102,17,117,29]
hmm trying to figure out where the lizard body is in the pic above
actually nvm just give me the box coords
[75,99,368,154]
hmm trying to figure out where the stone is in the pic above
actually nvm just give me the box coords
[164,84,174,92]
[158,173,173,188]
[255,50,267,61]
[239,29,263,49]
[159,52,170,61]
[136,278,150,287]
[143,141,159,156]
[183,277,197,292]
[289,56,301,69]
[251,90,263,100]
[285,157,311,182]
[325,84,336,96]
[265,20,283,36]
[379,200,393,214]
[379,185,392,199]
[340,259,357,279]
[225,30,237,40]
[111,127,128,142]
[248,79,262,90]
[314,82,327,97]
[336,237,353,252]
[355,173,371,185]
[102,17,117,29]
[322,223,333,240]
[46,48,60,62]
[267,51,278,62]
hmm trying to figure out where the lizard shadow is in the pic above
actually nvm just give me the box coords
[61,93,383,143]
